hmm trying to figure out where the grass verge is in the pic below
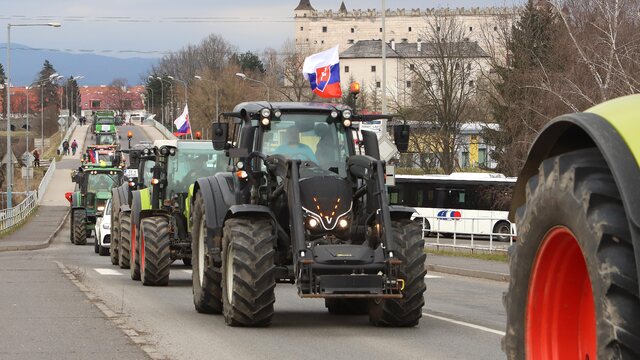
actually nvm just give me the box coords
[426,248,508,263]
[0,206,39,239]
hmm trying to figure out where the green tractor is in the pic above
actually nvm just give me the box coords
[93,110,117,134]
[126,140,227,286]
[110,143,155,267]
[67,165,123,245]
[504,95,640,359]
[190,102,424,327]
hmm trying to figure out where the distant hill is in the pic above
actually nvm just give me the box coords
[0,43,158,86]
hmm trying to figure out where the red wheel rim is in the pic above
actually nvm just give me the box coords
[526,226,596,359]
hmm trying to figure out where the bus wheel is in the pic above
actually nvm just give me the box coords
[504,148,640,359]
[492,221,512,242]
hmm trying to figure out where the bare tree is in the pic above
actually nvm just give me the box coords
[403,15,485,174]
[109,78,133,116]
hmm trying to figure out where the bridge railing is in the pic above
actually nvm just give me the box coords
[143,118,177,140]
[0,157,58,234]
[417,216,516,253]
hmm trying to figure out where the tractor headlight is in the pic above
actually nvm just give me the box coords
[308,218,319,228]
[338,218,349,229]
[102,223,110,229]
[342,109,352,119]
[97,206,105,212]
[342,119,352,127]
[260,117,270,126]
[260,108,271,118]
[151,178,159,185]
[160,147,169,156]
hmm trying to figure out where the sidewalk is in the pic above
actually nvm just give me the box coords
[0,125,90,252]
[427,254,510,282]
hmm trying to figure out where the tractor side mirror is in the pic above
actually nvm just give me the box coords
[361,130,381,160]
[212,123,229,151]
[393,124,411,153]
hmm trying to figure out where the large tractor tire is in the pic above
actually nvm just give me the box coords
[504,148,640,359]
[221,217,276,326]
[130,220,141,281]
[70,212,75,244]
[94,237,100,253]
[110,208,120,265]
[119,212,132,269]
[192,193,223,314]
[325,299,369,315]
[369,219,426,327]
[140,217,171,286]
[72,210,87,245]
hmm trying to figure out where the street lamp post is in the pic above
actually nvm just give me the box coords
[194,75,220,122]
[235,72,269,101]
[167,76,188,107]
[25,86,31,193]
[6,22,61,208]
[148,87,154,117]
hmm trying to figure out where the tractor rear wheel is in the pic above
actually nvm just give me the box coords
[326,299,369,315]
[369,219,426,327]
[118,212,131,269]
[222,217,276,326]
[192,193,222,314]
[140,217,171,286]
[72,210,87,245]
[504,148,640,359]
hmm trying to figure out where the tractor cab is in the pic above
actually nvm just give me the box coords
[96,131,119,146]
[72,167,123,216]
[83,145,123,167]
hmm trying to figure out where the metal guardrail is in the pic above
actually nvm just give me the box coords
[419,216,516,253]
[0,191,38,233]
[37,158,57,203]
[143,118,177,140]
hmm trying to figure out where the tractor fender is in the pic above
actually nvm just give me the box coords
[193,174,235,239]
[130,187,152,230]
[70,192,84,211]
[388,205,417,220]
[510,111,640,297]
[225,204,276,223]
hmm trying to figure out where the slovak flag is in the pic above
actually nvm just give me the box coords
[303,45,343,99]
[173,104,191,136]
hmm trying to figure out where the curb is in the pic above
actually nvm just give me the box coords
[427,264,510,282]
[0,208,70,252]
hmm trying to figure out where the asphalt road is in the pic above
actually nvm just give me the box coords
[2,125,509,359]
[29,218,508,360]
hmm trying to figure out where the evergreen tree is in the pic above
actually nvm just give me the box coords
[485,1,561,176]
[36,60,61,136]
[233,51,265,73]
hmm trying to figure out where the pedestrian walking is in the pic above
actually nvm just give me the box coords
[33,149,40,167]
[62,140,69,155]
[71,139,78,156]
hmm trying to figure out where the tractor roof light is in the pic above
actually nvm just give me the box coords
[151,178,160,185]
[235,170,248,180]
[330,110,339,119]
[342,119,352,128]
[169,148,176,156]
[342,109,352,119]
[260,117,270,126]
[349,82,361,95]
[260,108,271,118]
[127,131,133,139]
[128,181,135,187]
[160,147,169,156]
[274,109,282,118]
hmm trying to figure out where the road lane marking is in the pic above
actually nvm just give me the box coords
[424,274,442,279]
[95,268,123,276]
[182,270,192,274]
[423,312,506,336]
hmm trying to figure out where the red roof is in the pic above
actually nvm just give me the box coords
[79,85,145,111]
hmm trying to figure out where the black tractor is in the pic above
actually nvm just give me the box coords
[127,140,227,286]
[191,102,425,327]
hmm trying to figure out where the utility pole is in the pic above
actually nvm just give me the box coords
[381,0,387,116]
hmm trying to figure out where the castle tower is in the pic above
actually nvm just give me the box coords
[294,0,315,18]
[339,1,347,14]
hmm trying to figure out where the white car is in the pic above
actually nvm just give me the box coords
[94,199,112,256]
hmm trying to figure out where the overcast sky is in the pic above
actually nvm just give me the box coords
[1,0,521,58]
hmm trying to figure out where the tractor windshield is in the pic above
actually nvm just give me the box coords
[97,118,114,124]
[166,143,226,195]
[262,113,350,176]
[97,134,116,145]
[87,173,119,193]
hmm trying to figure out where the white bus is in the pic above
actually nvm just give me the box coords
[389,172,516,241]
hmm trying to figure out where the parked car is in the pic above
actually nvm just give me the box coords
[94,199,112,256]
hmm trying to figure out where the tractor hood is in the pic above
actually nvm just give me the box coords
[299,174,352,231]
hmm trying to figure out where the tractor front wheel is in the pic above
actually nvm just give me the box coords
[504,148,640,359]
[369,218,426,327]
[110,208,120,265]
[140,217,171,286]
[191,193,223,314]
[118,212,131,269]
[221,217,276,326]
